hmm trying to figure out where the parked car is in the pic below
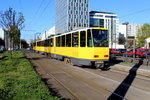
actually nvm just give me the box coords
[0,46,5,53]
[146,50,150,59]
[27,46,33,50]
[124,48,147,58]
[110,48,121,57]
[118,49,126,53]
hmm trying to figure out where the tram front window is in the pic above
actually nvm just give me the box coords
[92,29,108,47]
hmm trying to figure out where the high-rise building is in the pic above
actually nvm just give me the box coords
[89,11,119,48]
[119,23,141,48]
[126,23,141,38]
[55,0,89,34]
[120,23,141,38]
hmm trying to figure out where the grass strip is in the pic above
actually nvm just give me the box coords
[0,51,59,100]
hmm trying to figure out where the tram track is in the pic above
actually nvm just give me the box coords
[83,68,150,92]
[26,52,80,100]
[27,52,110,99]
[45,55,150,93]
[26,52,114,99]
[25,51,150,100]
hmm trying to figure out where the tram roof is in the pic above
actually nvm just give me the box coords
[46,27,108,39]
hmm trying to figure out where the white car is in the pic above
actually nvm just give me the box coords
[0,46,4,52]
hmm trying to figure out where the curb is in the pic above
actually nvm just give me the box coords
[110,64,150,78]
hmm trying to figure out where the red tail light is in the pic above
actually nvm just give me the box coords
[104,55,109,57]
[94,55,99,58]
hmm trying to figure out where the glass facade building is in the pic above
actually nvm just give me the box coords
[55,0,89,34]
[90,11,119,48]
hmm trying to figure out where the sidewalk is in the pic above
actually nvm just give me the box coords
[109,61,150,78]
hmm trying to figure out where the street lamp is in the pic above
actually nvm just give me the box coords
[123,22,129,60]
[111,16,113,49]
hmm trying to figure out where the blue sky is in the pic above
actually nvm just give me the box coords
[0,0,150,42]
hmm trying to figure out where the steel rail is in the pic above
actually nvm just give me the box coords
[26,53,79,100]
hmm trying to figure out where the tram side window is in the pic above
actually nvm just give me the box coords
[44,40,47,46]
[48,39,50,47]
[48,39,51,46]
[87,29,93,47]
[60,36,62,47]
[34,43,36,46]
[41,41,44,46]
[45,39,49,47]
[62,35,65,47]
[56,37,60,47]
[41,41,43,46]
[66,34,71,47]
[80,31,86,47]
[56,37,58,47]
[72,32,78,47]
[40,41,42,46]
[49,39,53,47]
[52,38,54,47]
[39,41,41,46]
[37,42,40,46]
[58,37,61,47]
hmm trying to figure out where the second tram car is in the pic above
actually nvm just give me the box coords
[33,27,109,68]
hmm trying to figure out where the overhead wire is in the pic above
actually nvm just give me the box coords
[26,0,53,36]
[23,0,46,42]
[120,7,150,18]
[30,0,54,34]
[19,0,24,13]
[32,0,52,25]
[29,0,46,26]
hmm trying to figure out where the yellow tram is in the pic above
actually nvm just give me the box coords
[33,27,109,68]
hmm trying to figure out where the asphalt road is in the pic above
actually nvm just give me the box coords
[25,50,150,100]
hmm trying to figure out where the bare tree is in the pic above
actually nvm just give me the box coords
[0,8,25,50]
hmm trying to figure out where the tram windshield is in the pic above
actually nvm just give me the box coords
[92,29,108,47]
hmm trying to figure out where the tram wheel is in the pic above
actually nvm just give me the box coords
[64,58,74,66]
[64,58,70,64]
[96,63,103,69]
[47,54,51,59]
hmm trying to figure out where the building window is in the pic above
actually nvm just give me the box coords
[90,18,104,28]
[90,18,99,27]
[105,16,117,18]
[100,19,104,27]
